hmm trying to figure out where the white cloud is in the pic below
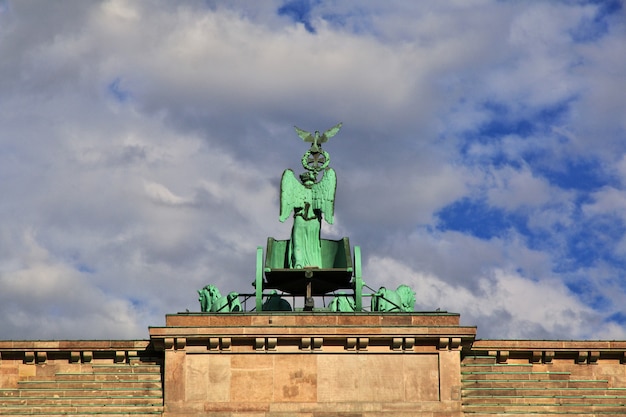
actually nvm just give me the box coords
[0,0,625,341]
[0,230,145,339]
[367,256,612,339]
[486,165,558,210]
[144,181,190,206]
[584,186,626,217]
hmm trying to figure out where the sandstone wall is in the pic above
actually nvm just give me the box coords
[463,340,626,416]
[150,312,476,417]
[0,340,163,417]
[3,316,626,417]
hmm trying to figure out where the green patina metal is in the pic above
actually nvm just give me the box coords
[294,122,342,153]
[199,122,415,313]
[279,167,336,269]
[278,124,341,269]
[255,122,364,311]
[262,290,292,311]
[280,124,341,270]
[370,285,416,312]
[329,292,356,312]
[198,285,241,313]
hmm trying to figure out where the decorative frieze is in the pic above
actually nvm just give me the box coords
[391,337,415,351]
[255,337,265,350]
[208,338,219,350]
[391,337,402,350]
[35,351,47,363]
[358,337,369,350]
[472,340,626,364]
[175,338,186,350]
[531,351,542,363]
[221,337,231,350]
[254,337,279,351]
[163,338,174,350]
[312,338,323,350]
[404,337,415,350]
[151,334,472,353]
[543,350,554,363]
[0,341,156,365]
[149,313,478,355]
[114,350,125,363]
[267,337,277,350]
[300,337,323,350]
[438,337,462,350]
[345,337,369,351]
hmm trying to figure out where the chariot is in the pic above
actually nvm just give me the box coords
[255,237,363,311]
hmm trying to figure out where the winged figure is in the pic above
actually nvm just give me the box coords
[294,122,342,153]
[279,168,336,269]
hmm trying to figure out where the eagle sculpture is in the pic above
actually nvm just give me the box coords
[294,122,342,153]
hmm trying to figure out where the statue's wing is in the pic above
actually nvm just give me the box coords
[312,167,336,224]
[279,169,306,222]
[294,126,313,143]
[320,122,342,143]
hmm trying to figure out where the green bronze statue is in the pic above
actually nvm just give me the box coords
[329,292,356,312]
[370,285,416,312]
[294,122,342,153]
[198,285,242,313]
[279,123,341,269]
[196,123,414,315]
[262,290,292,311]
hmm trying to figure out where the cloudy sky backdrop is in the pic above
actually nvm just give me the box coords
[1,0,625,340]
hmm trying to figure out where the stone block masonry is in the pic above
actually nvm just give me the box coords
[0,340,163,417]
[2,314,626,416]
[149,312,476,417]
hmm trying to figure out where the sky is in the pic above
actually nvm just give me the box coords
[0,0,625,340]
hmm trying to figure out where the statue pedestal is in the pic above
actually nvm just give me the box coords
[150,312,476,417]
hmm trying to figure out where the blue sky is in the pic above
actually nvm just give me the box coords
[0,0,625,339]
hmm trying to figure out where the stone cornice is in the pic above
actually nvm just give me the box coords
[0,340,155,364]
[0,340,150,350]
[149,313,477,353]
[470,339,626,363]
[163,312,463,327]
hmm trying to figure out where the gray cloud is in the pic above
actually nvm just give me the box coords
[1,0,625,339]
